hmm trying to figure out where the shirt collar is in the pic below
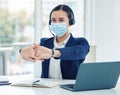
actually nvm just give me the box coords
[54,34,70,47]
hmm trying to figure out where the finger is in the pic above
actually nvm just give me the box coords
[34,48,37,56]
[34,43,39,48]
[26,58,36,62]
[34,49,40,57]
[29,56,37,62]
[35,53,40,57]
[35,56,44,60]
[29,53,36,58]
[34,44,40,57]
[35,49,41,57]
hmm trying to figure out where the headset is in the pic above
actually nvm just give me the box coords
[49,5,75,26]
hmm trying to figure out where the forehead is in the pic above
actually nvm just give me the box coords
[51,10,68,18]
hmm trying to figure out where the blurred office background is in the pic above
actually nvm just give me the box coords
[0,0,120,76]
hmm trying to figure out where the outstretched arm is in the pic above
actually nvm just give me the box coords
[34,44,61,60]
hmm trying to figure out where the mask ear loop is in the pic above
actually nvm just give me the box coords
[49,24,56,37]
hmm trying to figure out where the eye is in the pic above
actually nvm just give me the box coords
[59,18,65,22]
[51,18,56,23]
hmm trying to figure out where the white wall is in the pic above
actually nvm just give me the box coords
[94,0,120,61]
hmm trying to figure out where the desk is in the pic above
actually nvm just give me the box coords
[0,75,120,95]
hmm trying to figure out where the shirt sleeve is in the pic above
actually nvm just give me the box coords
[57,38,90,60]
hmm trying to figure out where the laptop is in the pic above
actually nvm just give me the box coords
[60,61,120,91]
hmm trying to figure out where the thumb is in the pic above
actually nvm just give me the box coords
[34,43,40,57]
[34,43,40,48]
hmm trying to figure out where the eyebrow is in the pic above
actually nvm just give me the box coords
[51,17,64,19]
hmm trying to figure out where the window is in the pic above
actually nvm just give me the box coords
[0,0,84,75]
[0,0,34,45]
[0,0,34,75]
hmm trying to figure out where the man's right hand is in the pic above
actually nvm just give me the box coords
[20,45,36,62]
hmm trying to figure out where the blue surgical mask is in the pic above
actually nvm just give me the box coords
[50,22,68,37]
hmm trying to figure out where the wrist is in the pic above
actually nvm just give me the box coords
[50,49,61,58]
[53,49,61,58]
[51,49,54,57]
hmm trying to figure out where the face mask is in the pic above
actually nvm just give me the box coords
[50,22,68,37]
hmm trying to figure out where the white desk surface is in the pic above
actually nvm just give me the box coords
[0,75,120,95]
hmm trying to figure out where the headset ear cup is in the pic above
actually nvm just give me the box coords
[49,19,51,25]
[69,19,75,25]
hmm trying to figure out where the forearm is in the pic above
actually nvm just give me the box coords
[58,45,90,60]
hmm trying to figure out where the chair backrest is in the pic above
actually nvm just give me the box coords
[85,45,96,62]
